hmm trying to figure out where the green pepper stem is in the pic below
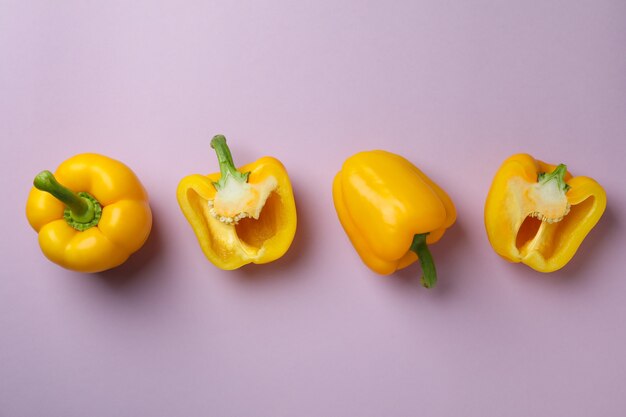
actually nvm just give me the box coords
[34,171,89,218]
[210,135,250,190]
[409,233,437,289]
[538,164,570,193]
[33,170,101,229]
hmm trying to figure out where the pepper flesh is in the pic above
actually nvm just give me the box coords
[177,135,297,270]
[333,150,456,288]
[26,154,152,273]
[484,153,606,272]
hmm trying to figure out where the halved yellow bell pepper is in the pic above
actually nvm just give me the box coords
[333,150,456,288]
[484,153,606,272]
[177,135,297,270]
[26,153,153,273]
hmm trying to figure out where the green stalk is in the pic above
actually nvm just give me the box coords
[33,170,101,231]
[210,135,250,190]
[409,233,437,289]
[538,164,570,192]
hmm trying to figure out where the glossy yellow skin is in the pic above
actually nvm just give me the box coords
[177,157,297,270]
[333,150,456,275]
[26,154,153,273]
[485,153,606,272]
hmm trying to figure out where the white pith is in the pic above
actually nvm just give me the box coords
[526,178,571,223]
[208,175,278,225]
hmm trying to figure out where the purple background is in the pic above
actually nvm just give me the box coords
[1,1,625,416]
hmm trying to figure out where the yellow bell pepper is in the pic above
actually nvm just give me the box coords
[333,150,456,288]
[26,153,153,273]
[177,135,297,270]
[484,153,606,272]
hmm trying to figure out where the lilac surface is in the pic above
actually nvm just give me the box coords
[1,1,625,416]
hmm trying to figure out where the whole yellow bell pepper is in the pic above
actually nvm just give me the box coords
[333,150,456,288]
[26,153,153,273]
[177,135,297,270]
[484,153,606,272]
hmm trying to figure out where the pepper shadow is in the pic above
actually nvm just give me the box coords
[390,220,469,297]
[97,207,165,290]
[232,184,314,282]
